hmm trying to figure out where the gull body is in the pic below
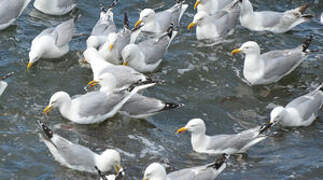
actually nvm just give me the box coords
[0,0,31,30]
[33,0,76,15]
[194,0,234,14]
[270,85,323,127]
[238,0,312,33]
[143,155,229,180]
[177,119,268,155]
[38,121,121,174]
[231,37,312,85]
[28,19,74,69]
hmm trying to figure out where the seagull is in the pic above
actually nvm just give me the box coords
[98,13,131,65]
[122,25,176,73]
[270,84,323,127]
[321,12,323,24]
[28,18,75,70]
[238,0,313,33]
[0,0,31,30]
[95,166,125,180]
[86,2,117,49]
[84,48,149,90]
[0,72,14,97]
[37,121,122,174]
[176,118,270,155]
[33,0,76,15]
[43,80,156,124]
[193,0,234,14]
[231,36,312,85]
[89,74,182,119]
[142,154,229,180]
[187,2,239,41]
[131,0,187,42]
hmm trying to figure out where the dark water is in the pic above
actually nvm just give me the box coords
[0,0,323,179]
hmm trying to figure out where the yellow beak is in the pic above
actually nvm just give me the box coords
[114,165,121,174]
[231,48,241,55]
[43,105,53,115]
[83,58,87,64]
[187,22,196,30]
[194,0,200,10]
[176,127,188,134]
[88,80,99,87]
[135,20,142,28]
[122,61,128,66]
[27,62,33,70]
[109,44,113,51]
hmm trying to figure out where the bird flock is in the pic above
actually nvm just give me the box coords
[0,0,322,179]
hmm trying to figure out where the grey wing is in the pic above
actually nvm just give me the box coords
[155,11,173,32]
[91,22,116,36]
[75,91,125,117]
[57,0,74,8]
[54,19,74,47]
[0,0,24,24]
[52,135,96,169]
[120,94,164,115]
[255,11,284,28]
[286,93,323,120]
[168,166,218,180]
[213,9,239,36]
[116,29,131,52]
[139,37,169,64]
[33,28,55,42]
[261,47,304,80]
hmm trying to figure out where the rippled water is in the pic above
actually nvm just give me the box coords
[0,0,323,179]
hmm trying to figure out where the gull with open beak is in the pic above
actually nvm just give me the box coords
[142,154,229,180]
[177,118,271,155]
[28,19,74,70]
[231,36,312,85]
[270,84,323,127]
[193,0,234,14]
[37,121,123,174]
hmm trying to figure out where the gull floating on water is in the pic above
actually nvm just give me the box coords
[193,0,234,14]
[231,36,312,85]
[270,84,323,127]
[43,80,156,124]
[0,72,14,97]
[33,0,76,15]
[37,121,122,174]
[89,74,182,119]
[177,118,270,155]
[187,2,239,41]
[98,13,131,65]
[87,2,117,49]
[96,166,125,180]
[238,0,313,33]
[84,48,149,90]
[142,154,229,180]
[0,0,31,30]
[122,25,176,73]
[131,0,187,42]
[28,18,75,70]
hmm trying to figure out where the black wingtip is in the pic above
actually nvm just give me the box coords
[1,72,14,81]
[100,4,106,13]
[124,12,129,29]
[95,166,107,180]
[259,123,273,134]
[161,103,183,111]
[302,35,312,52]
[37,120,54,139]
[208,153,229,169]
[127,79,157,92]
[167,24,174,38]
[109,0,118,9]
[320,85,323,92]
[298,3,311,14]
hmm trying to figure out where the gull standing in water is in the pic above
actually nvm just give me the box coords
[43,80,156,124]
[33,0,76,15]
[37,121,122,174]
[27,18,75,70]
[122,25,176,73]
[142,154,229,180]
[193,0,234,14]
[0,0,31,30]
[177,119,270,155]
[270,84,323,127]
[0,72,14,97]
[238,0,313,33]
[87,2,117,49]
[98,13,131,65]
[231,36,312,85]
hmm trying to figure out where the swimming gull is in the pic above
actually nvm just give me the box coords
[33,0,76,15]
[98,13,131,65]
[142,154,229,180]
[0,0,31,30]
[84,48,149,90]
[187,2,239,41]
[270,84,323,127]
[96,166,125,180]
[37,120,122,174]
[0,72,14,97]
[43,80,156,124]
[176,118,271,155]
[87,2,117,49]
[28,18,75,70]
[122,25,176,73]
[238,0,313,33]
[193,0,234,14]
[231,36,312,85]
